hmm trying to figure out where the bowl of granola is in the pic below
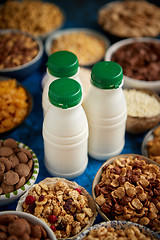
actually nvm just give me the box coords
[16,177,97,239]
[76,221,160,240]
[0,78,32,136]
[92,154,160,232]
[0,138,39,206]
[45,28,110,67]
[142,125,160,165]
[0,211,56,239]
[105,37,160,93]
[0,0,65,40]
[0,29,44,79]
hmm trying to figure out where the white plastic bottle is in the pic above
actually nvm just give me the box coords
[43,78,88,179]
[83,61,127,160]
[42,51,81,116]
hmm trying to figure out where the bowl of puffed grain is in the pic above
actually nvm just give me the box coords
[123,88,160,134]
[0,29,44,79]
[0,0,65,40]
[45,28,110,67]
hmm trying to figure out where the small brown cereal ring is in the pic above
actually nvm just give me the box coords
[15,176,26,190]
[0,214,18,225]
[8,236,19,240]
[25,171,32,181]
[1,182,14,194]
[0,162,5,173]
[0,225,7,233]
[0,232,7,239]
[0,147,13,157]
[0,157,12,171]
[4,171,19,185]
[17,152,28,163]
[0,172,4,182]
[20,148,32,159]
[27,159,33,170]
[8,155,19,169]
[8,219,28,236]
[15,163,30,177]
[3,139,18,149]
[39,224,48,239]
[31,224,42,238]
[20,233,30,240]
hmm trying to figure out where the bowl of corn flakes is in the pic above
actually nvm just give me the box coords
[45,28,110,67]
[0,78,33,136]
[76,221,160,240]
[92,154,160,233]
[0,29,44,79]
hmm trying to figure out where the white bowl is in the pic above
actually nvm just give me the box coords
[76,221,160,240]
[0,140,39,206]
[45,28,110,67]
[0,211,56,239]
[0,29,44,80]
[105,37,160,93]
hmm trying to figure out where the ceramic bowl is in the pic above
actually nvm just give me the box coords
[76,221,160,240]
[0,211,56,239]
[0,140,39,206]
[45,28,110,67]
[16,177,97,239]
[0,29,44,80]
[124,88,160,134]
[92,154,160,232]
[105,37,160,93]
[0,77,33,137]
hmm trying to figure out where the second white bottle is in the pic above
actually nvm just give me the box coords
[43,78,88,179]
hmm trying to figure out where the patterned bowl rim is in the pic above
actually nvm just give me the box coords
[0,140,39,200]
[76,220,160,240]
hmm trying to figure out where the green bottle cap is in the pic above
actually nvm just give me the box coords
[47,51,79,77]
[48,78,82,109]
[91,61,123,89]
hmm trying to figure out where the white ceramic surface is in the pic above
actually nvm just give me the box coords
[0,211,56,239]
[105,37,160,93]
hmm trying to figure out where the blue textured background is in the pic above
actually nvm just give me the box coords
[0,0,159,226]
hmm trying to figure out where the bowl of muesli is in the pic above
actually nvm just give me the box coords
[76,221,160,240]
[16,177,97,239]
[92,154,160,233]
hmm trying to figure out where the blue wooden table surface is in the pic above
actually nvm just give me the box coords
[0,0,159,225]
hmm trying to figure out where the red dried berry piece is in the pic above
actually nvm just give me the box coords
[38,195,45,202]
[50,225,56,232]
[25,195,36,205]
[48,215,57,223]
[75,188,81,194]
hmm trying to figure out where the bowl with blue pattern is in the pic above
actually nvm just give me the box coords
[0,139,39,206]
[76,221,160,240]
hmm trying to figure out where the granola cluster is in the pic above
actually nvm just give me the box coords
[147,126,160,165]
[22,179,95,239]
[83,225,154,240]
[95,156,160,231]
